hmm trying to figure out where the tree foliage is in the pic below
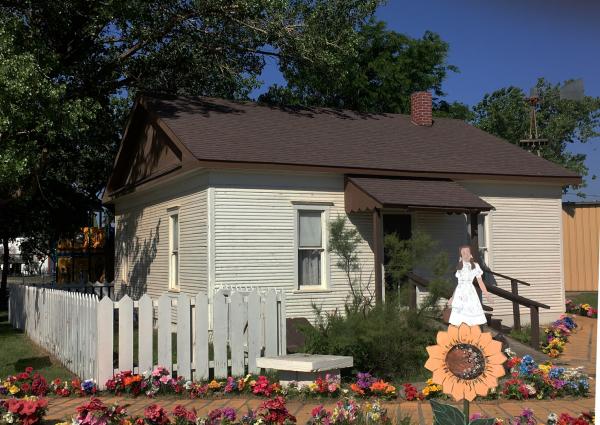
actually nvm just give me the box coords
[260,20,458,114]
[0,0,382,297]
[471,78,600,191]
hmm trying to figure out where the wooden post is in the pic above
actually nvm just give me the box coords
[373,208,383,305]
[530,306,540,348]
[469,212,480,260]
[511,280,521,331]
[408,280,417,310]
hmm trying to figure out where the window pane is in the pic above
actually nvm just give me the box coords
[477,215,486,247]
[299,210,322,247]
[171,214,179,250]
[298,249,321,286]
[171,253,179,288]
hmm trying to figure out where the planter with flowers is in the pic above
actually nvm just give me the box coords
[540,315,577,358]
[566,300,597,319]
[0,396,48,425]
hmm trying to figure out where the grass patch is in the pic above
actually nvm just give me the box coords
[0,310,73,380]
[566,292,598,309]
[509,325,531,345]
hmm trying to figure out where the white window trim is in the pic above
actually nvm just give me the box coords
[293,204,330,291]
[478,212,493,269]
[120,238,128,285]
[168,209,180,291]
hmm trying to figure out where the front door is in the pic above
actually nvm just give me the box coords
[383,214,412,289]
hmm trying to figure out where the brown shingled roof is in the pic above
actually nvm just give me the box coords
[140,95,580,181]
[346,177,493,212]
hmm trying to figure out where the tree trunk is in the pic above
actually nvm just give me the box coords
[1,236,9,307]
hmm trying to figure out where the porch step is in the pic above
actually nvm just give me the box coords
[484,313,505,332]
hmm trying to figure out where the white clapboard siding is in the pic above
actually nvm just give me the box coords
[460,181,565,325]
[114,171,209,303]
[10,285,286,390]
[211,171,375,321]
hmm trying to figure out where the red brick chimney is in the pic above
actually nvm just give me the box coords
[410,91,433,126]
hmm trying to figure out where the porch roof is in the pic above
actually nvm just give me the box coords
[345,176,494,213]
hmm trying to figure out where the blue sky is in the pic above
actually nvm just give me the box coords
[251,0,600,201]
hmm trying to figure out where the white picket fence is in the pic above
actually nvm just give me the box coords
[9,285,286,390]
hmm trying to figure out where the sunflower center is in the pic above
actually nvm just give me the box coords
[445,343,485,380]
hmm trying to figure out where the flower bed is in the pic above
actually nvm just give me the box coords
[48,398,595,425]
[1,367,97,398]
[0,396,48,425]
[502,352,589,399]
[1,358,590,404]
[566,300,597,319]
[471,408,595,425]
[540,315,577,358]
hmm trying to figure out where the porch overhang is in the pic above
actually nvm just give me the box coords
[344,176,494,214]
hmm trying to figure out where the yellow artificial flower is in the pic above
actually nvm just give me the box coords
[539,364,551,374]
[3,381,10,388]
[422,387,430,396]
[9,385,20,394]
[208,380,221,389]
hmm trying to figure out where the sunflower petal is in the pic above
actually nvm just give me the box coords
[464,382,477,401]
[432,368,448,386]
[447,325,459,343]
[425,357,442,372]
[477,332,493,349]
[483,340,503,355]
[436,331,450,348]
[474,379,491,396]
[426,345,445,360]
[481,374,498,389]
[486,363,505,379]
[458,323,472,343]
[469,325,482,343]
[451,379,465,401]
[486,352,508,366]
[442,375,456,395]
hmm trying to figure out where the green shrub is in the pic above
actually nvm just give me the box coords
[299,297,439,380]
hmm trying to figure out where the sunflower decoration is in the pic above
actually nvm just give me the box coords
[425,323,507,401]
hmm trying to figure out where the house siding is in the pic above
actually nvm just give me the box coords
[460,181,565,326]
[209,171,375,320]
[114,171,209,301]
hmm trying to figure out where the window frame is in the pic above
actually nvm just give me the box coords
[168,209,180,291]
[294,204,330,291]
[477,212,492,268]
[120,238,128,284]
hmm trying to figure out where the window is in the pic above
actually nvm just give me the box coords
[296,208,327,289]
[169,212,180,290]
[477,213,490,266]
[120,239,128,283]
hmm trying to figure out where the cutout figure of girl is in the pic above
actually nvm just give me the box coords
[448,245,493,326]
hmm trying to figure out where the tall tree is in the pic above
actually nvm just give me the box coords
[471,78,600,192]
[0,0,381,300]
[259,20,459,114]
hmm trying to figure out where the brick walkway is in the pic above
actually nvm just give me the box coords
[557,316,597,376]
[43,395,595,424]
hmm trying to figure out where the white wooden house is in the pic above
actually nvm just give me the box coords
[103,92,580,328]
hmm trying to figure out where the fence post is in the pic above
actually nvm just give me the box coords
[530,306,540,349]
[157,294,172,370]
[97,297,114,390]
[194,293,209,381]
[229,291,246,377]
[176,293,192,380]
[213,290,228,379]
[118,295,134,372]
[510,279,521,331]
[247,291,262,374]
[264,290,278,357]
[138,294,154,374]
